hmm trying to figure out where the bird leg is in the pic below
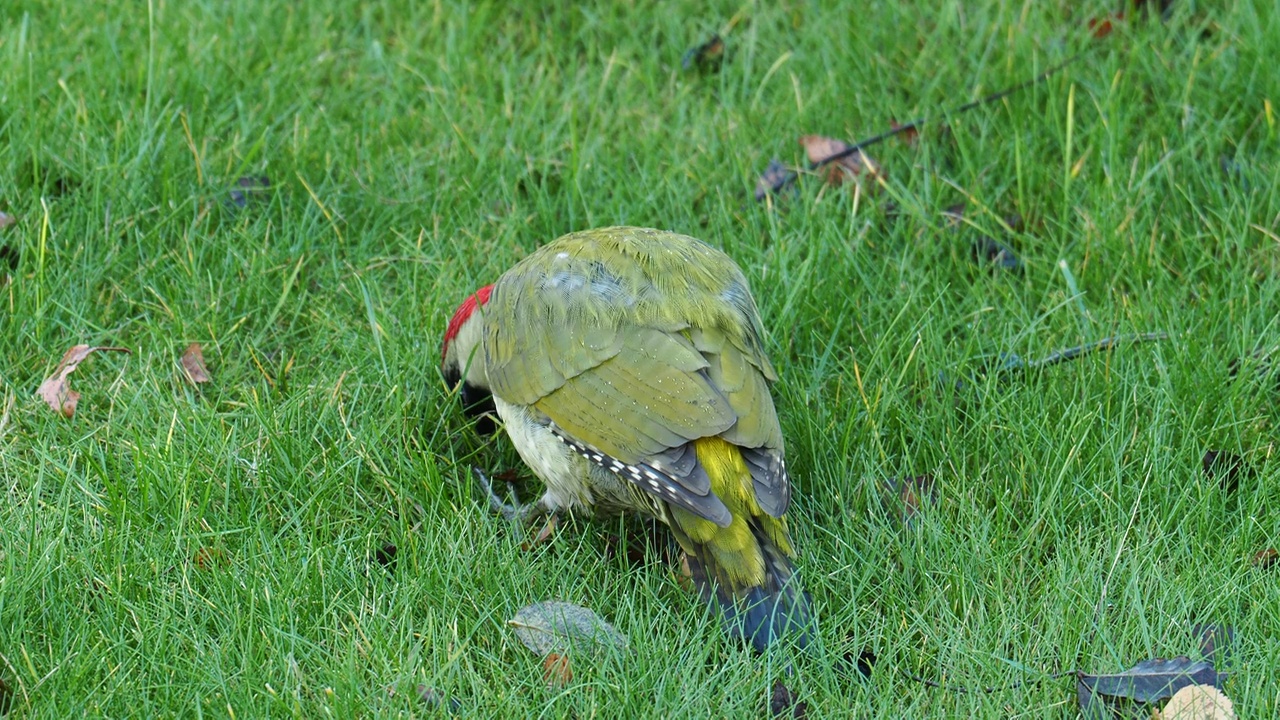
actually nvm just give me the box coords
[472,466,553,527]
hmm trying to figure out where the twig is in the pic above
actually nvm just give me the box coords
[1022,332,1168,371]
[760,51,1089,198]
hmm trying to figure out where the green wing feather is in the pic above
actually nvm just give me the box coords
[483,226,790,520]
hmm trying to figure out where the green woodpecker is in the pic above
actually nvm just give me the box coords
[441,226,810,650]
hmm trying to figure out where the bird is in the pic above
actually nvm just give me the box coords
[441,226,810,651]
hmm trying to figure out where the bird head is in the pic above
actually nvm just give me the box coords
[441,284,497,434]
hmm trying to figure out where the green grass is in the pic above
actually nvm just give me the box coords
[1,0,1278,716]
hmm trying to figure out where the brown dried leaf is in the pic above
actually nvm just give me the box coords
[0,211,15,230]
[681,34,725,71]
[1160,684,1235,719]
[181,343,211,384]
[890,119,920,147]
[1252,548,1278,569]
[193,547,229,570]
[36,345,131,417]
[542,653,573,687]
[521,514,558,551]
[884,474,936,528]
[799,135,881,188]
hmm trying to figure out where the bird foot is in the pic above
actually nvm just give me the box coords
[472,467,552,527]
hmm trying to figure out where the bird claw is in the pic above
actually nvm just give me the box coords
[472,467,551,527]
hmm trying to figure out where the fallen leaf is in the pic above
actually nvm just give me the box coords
[0,244,17,271]
[227,175,271,210]
[942,202,1024,273]
[1088,14,1120,39]
[522,514,558,551]
[0,211,14,229]
[1227,348,1280,392]
[799,135,881,188]
[509,601,628,656]
[415,685,461,714]
[1202,451,1251,494]
[682,33,725,71]
[754,158,796,202]
[889,119,920,147]
[193,547,229,570]
[36,345,131,417]
[1218,156,1253,191]
[885,475,936,528]
[942,202,967,227]
[1252,548,1278,569]
[972,236,1023,273]
[181,343,211,384]
[769,680,808,718]
[1160,684,1235,720]
[1194,624,1235,669]
[375,543,397,572]
[1077,657,1224,718]
[542,653,573,687]
[841,647,876,680]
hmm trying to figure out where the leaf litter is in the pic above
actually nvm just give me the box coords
[36,345,131,417]
[181,343,212,384]
[508,600,628,657]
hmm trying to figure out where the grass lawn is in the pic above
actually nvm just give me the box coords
[2,0,1278,716]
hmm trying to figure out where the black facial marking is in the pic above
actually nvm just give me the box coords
[461,382,497,436]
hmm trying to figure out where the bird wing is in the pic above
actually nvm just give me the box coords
[483,227,790,523]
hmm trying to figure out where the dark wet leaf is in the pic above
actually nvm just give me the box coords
[375,543,397,572]
[0,244,17,271]
[1194,623,1235,668]
[942,202,966,227]
[415,685,461,714]
[682,33,725,71]
[769,680,808,719]
[227,175,271,210]
[1227,348,1280,391]
[841,648,876,680]
[1077,657,1224,718]
[1202,451,1251,494]
[1218,156,1252,191]
[972,235,1023,273]
[509,601,628,656]
[754,158,796,202]
[943,202,1023,273]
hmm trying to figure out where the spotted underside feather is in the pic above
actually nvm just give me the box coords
[482,226,790,522]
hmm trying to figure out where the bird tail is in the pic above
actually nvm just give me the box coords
[677,518,812,652]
